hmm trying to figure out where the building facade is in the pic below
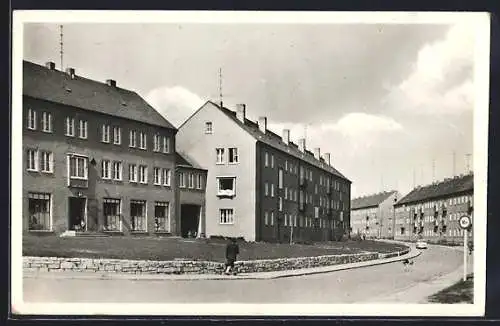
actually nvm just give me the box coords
[350,191,399,239]
[176,101,351,243]
[23,60,206,237]
[393,173,473,244]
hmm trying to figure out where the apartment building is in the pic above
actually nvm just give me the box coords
[350,191,399,239]
[23,60,206,237]
[393,173,473,244]
[176,101,351,243]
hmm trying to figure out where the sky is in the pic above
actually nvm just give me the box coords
[22,20,476,198]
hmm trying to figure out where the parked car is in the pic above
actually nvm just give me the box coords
[416,240,428,249]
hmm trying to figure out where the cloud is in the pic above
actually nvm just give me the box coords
[387,23,475,115]
[145,86,205,127]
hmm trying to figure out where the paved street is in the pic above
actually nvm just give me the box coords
[23,245,467,304]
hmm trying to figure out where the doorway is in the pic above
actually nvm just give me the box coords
[180,204,200,238]
[68,197,87,231]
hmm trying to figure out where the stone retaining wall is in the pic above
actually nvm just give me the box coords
[23,249,409,275]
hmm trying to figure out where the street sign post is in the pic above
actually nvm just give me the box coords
[459,215,471,281]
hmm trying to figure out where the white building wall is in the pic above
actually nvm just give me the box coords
[176,102,258,241]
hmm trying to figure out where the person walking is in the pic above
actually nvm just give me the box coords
[225,238,240,275]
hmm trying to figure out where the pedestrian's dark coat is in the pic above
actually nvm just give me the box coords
[226,239,239,261]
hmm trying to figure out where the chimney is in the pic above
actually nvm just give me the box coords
[258,116,267,134]
[236,104,246,123]
[45,61,56,70]
[282,129,290,145]
[65,67,76,79]
[298,138,306,152]
[106,79,117,87]
[323,153,331,165]
[314,148,321,160]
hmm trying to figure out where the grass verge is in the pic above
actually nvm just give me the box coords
[427,274,473,303]
[23,234,408,263]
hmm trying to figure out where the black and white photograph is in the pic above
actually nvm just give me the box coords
[11,10,489,316]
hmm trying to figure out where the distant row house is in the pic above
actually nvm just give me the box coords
[22,60,352,243]
[350,173,473,244]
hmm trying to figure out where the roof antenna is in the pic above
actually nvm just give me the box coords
[59,25,64,71]
[465,153,472,174]
[218,67,223,108]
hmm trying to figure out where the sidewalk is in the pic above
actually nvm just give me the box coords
[24,245,421,281]
[365,252,474,303]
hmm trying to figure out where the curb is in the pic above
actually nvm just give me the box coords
[24,246,421,281]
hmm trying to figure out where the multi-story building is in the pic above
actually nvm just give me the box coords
[350,191,399,239]
[176,101,351,243]
[393,173,473,244]
[23,60,206,237]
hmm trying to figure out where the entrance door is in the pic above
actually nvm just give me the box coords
[68,197,86,231]
[180,204,200,238]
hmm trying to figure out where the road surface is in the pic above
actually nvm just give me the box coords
[23,245,465,303]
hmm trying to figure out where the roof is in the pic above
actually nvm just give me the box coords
[210,101,350,181]
[351,191,397,210]
[175,152,207,171]
[23,60,176,130]
[396,174,473,206]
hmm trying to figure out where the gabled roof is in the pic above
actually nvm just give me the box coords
[209,101,350,181]
[175,152,207,171]
[396,173,473,206]
[351,191,397,210]
[23,60,176,130]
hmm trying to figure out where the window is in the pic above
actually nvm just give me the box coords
[205,122,213,134]
[101,160,111,179]
[26,149,38,171]
[196,174,203,189]
[217,177,236,197]
[102,125,110,143]
[154,201,170,232]
[129,164,137,182]
[188,173,195,189]
[265,152,269,167]
[129,130,137,147]
[270,211,275,226]
[264,211,269,225]
[163,136,171,153]
[41,112,52,132]
[278,197,283,212]
[270,184,275,197]
[285,160,288,171]
[284,213,288,226]
[220,208,234,224]
[113,127,121,145]
[69,155,88,179]
[139,165,148,184]
[78,120,88,139]
[271,155,275,168]
[103,198,121,231]
[27,109,37,130]
[162,168,171,186]
[154,134,161,152]
[130,200,146,232]
[154,167,161,185]
[309,170,312,181]
[284,187,288,200]
[228,148,239,163]
[139,132,147,149]
[179,172,186,188]
[40,151,53,173]
[28,192,51,231]
[265,182,269,196]
[66,117,75,136]
[216,148,225,164]
[112,161,122,181]
[278,169,283,189]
